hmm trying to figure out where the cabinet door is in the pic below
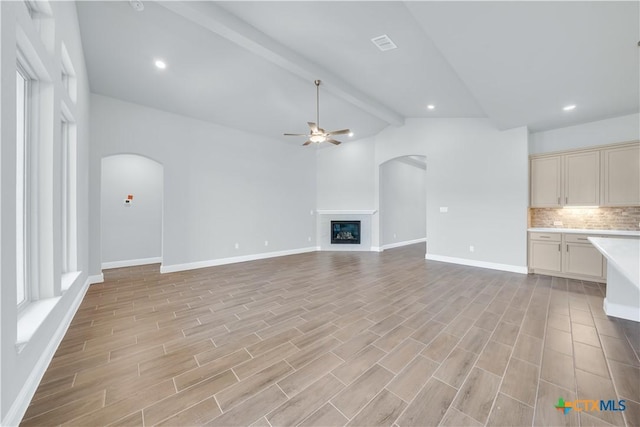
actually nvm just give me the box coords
[564,243,604,278]
[531,156,562,207]
[565,151,600,206]
[602,144,640,206]
[530,240,562,272]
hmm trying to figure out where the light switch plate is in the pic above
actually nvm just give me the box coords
[439,207,448,213]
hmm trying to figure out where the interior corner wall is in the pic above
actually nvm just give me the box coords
[374,119,529,270]
[379,159,426,246]
[1,2,91,424]
[89,94,317,273]
[529,113,640,154]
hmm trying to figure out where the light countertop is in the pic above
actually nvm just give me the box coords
[528,228,640,237]
[588,237,640,287]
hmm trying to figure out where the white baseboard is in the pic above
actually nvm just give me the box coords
[102,257,162,269]
[88,273,104,284]
[370,246,383,252]
[603,298,640,322]
[381,238,426,251]
[3,276,91,427]
[160,247,318,274]
[425,254,527,274]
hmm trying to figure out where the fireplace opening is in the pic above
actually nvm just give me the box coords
[331,221,361,244]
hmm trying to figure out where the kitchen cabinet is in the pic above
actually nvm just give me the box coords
[530,157,562,207]
[530,141,640,208]
[564,234,604,278]
[530,150,599,207]
[601,144,640,206]
[564,151,600,206]
[529,232,606,282]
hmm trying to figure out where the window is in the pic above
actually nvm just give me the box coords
[60,113,77,276]
[16,67,31,307]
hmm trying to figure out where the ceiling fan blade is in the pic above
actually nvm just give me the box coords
[326,139,342,145]
[284,133,308,136]
[308,122,319,133]
[327,129,350,136]
[302,140,313,146]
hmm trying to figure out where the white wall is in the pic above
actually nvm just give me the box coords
[1,2,92,424]
[317,118,529,270]
[380,158,426,247]
[375,119,529,271]
[90,95,317,273]
[316,137,375,210]
[529,113,640,154]
[101,155,163,266]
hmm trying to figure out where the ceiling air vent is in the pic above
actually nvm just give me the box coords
[371,34,397,52]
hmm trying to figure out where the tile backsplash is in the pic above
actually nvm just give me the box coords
[530,207,640,230]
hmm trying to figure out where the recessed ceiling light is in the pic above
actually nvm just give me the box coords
[154,60,167,70]
[427,104,435,110]
[563,104,576,111]
[348,132,354,137]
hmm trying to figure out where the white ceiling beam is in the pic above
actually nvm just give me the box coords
[157,1,405,126]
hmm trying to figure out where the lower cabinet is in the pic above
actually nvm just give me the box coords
[529,232,605,282]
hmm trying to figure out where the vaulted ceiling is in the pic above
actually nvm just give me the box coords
[77,1,639,143]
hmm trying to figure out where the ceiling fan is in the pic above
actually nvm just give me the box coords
[284,80,351,146]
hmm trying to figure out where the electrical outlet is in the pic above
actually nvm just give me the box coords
[439,207,448,213]
[234,243,239,249]
[310,210,314,215]
[553,221,563,226]
[264,240,269,246]
[469,245,475,252]
[308,236,312,242]
[393,233,397,238]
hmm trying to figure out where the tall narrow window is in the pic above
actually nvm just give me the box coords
[16,68,29,307]
[60,115,77,276]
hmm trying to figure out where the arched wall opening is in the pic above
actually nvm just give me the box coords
[100,154,163,268]
[378,155,427,252]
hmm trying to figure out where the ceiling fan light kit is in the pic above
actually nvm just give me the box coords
[284,80,351,146]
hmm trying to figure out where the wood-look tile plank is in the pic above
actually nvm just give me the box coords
[500,357,539,406]
[174,348,251,391]
[346,389,406,426]
[533,380,578,427]
[395,377,457,427]
[386,355,438,402]
[207,385,287,427]
[475,340,512,377]
[331,364,394,419]
[379,339,425,374]
[331,345,386,385]
[21,390,105,427]
[421,333,459,363]
[299,403,348,427]
[278,352,343,397]
[267,374,344,426]
[233,342,298,380]
[434,347,477,389]
[440,407,482,427]
[216,361,293,412]
[486,392,534,427]
[453,367,501,424]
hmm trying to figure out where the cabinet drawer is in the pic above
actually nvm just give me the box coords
[564,234,595,243]
[530,232,561,242]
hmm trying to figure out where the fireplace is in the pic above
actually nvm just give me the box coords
[331,221,361,244]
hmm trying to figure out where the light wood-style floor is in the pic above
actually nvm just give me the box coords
[21,244,639,426]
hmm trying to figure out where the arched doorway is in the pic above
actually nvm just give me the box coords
[100,154,163,268]
[379,155,426,252]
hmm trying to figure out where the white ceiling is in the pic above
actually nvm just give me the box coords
[76,1,639,142]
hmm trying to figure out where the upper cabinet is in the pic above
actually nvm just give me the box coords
[601,144,640,206]
[531,156,562,207]
[564,151,600,206]
[530,141,639,207]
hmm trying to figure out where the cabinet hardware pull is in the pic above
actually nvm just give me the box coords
[567,245,569,252]
[540,236,550,238]
[566,196,568,204]
[558,244,561,251]
[558,197,560,204]
[577,238,587,241]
